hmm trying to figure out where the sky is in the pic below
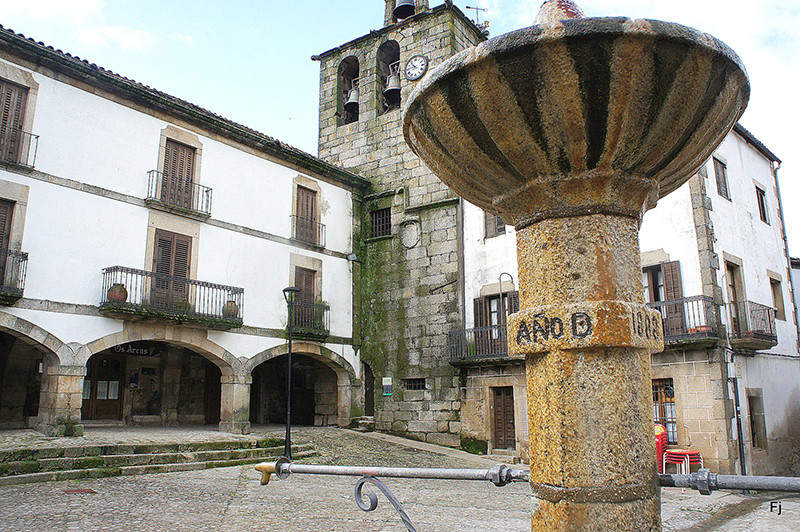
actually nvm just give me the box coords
[2,0,799,251]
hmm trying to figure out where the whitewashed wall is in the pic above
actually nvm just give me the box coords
[0,57,358,374]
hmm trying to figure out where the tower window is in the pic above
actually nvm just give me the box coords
[377,40,401,114]
[338,56,360,125]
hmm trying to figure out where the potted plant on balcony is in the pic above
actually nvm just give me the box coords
[107,283,128,303]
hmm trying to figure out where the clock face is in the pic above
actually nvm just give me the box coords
[404,55,428,81]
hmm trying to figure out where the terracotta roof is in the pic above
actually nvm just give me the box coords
[733,123,781,164]
[0,24,370,192]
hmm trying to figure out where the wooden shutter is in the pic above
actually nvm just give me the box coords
[296,186,317,244]
[508,291,519,314]
[662,261,683,301]
[661,261,685,335]
[152,229,192,306]
[473,297,487,327]
[0,199,13,251]
[0,80,28,163]
[295,267,316,329]
[484,211,505,238]
[713,158,729,199]
[163,140,195,208]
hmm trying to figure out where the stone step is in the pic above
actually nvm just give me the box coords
[351,416,375,432]
[0,437,285,463]
[485,452,521,464]
[0,448,317,486]
[30,445,312,471]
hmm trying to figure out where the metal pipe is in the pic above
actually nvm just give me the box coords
[660,470,800,494]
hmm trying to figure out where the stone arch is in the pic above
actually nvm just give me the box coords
[246,342,356,427]
[338,55,360,125]
[0,310,68,366]
[85,322,241,375]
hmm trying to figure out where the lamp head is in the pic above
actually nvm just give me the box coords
[283,286,300,303]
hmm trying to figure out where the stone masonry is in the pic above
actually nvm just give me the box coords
[315,3,486,446]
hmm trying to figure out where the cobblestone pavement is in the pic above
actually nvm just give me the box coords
[0,426,798,531]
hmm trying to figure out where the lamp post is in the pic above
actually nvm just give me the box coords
[283,286,300,459]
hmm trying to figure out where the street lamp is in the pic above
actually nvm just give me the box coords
[282,286,300,459]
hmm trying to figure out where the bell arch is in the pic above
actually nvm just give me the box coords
[338,56,360,125]
[377,40,400,114]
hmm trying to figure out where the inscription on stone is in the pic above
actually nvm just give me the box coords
[632,311,660,341]
[516,312,593,345]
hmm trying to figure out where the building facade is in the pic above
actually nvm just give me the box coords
[0,25,369,436]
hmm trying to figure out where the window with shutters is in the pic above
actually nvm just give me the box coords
[484,211,506,238]
[151,229,192,310]
[713,158,730,200]
[0,198,14,288]
[473,291,519,356]
[162,139,195,209]
[293,186,321,246]
[770,278,785,321]
[644,261,685,336]
[747,390,768,450]
[0,79,29,165]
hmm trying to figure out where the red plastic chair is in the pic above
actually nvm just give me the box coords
[654,425,668,473]
[664,449,703,474]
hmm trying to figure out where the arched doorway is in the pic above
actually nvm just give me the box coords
[0,330,47,428]
[82,341,221,425]
[250,353,339,426]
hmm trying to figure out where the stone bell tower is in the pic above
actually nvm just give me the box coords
[313,2,485,446]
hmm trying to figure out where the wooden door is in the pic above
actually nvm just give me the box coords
[152,229,191,309]
[662,261,686,336]
[0,80,27,163]
[364,363,375,417]
[82,356,123,420]
[162,139,195,208]
[492,386,516,450]
[294,267,316,329]
[727,263,741,334]
[295,186,317,244]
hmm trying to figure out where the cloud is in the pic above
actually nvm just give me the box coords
[168,33,194,45]
[77,25,155,52]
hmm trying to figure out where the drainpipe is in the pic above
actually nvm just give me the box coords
[728,350,748,493]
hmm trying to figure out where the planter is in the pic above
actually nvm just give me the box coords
[107,283,128,303]
[222,300,239,319]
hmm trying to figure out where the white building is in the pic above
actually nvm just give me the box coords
[0,26,368,436]
[455,124,800,475]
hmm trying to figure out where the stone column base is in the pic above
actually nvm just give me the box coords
[220,373,251,434]
[219,420,251,434]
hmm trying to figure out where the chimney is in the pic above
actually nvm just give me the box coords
[384,0,395,26]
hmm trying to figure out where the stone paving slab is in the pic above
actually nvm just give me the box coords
[0,426,798,530]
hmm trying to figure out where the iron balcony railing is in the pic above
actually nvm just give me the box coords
[646,295,718,343]
[99,266,243,328]
[0,249,28,304]
[727,300,777,342]
[291,215,326,247]
[146,170,212,217]
[448,324,508,362]
[0,127,39,168]
[290,301,329,338]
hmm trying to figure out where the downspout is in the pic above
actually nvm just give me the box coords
[771,161,800,350]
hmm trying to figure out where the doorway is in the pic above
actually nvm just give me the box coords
[82,355,123,420]
[492,386,516,450]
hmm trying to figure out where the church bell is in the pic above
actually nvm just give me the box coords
[383,64,401,106]
[393,0,415,20]
[344,81,359,114]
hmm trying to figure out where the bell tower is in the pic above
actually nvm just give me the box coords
[313,2,486,446]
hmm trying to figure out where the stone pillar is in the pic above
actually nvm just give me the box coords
[220,373,251,434]
[508,215,663,530]
[384,0,395,26]
[35,365,86,437]
[160,347,182,425]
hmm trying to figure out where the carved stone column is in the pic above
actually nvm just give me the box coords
[35,364,86,437]
[220,373,251,434]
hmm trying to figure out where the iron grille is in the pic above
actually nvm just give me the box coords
[291,215,326,247]
[652,378,677,444]
[146,170,212,216]
[727,300,777,341]
[403,378,426,391]
[448,325,508,362]
[289,300,330,338]
[370,208,392,238]
[99,265,243,327]
[0,127,38,168]
[646,295,717,343]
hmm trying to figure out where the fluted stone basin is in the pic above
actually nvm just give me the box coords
[403,17,749,227]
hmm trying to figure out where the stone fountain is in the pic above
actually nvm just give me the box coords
[403,1,749,529]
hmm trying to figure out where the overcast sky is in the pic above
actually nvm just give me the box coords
[3,0,798,251]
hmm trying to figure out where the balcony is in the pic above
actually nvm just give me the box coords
[647,296,719,349]
[291,215,326,248]
[0,127,39,169]
[145,170,212,219]
[448,325,511,365]
[98,266,243,330]
[727,301,777,351]
[0,249,27,305]
[289,301,329,340]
